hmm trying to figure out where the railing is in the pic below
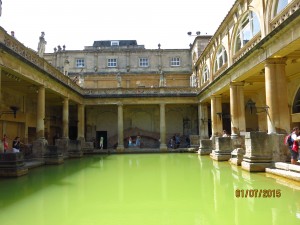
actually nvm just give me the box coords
[0,27,83,94]
[232,33,261,64]
[83,87,199,97]
[270,0,300,30]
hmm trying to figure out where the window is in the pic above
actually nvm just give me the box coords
[139,58,149,67]
[275,0,292,15]
[214,46,228,72]
[235,11,260,52]
[171,57,180,66]
[107,58,117,67]
[76,58,85,68]
[111,41,119,46]
[202,65,210,83]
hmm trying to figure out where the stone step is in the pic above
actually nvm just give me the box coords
[265,168,300,182]
[273,162,300,173]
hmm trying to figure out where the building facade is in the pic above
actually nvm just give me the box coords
[0,0,299,161]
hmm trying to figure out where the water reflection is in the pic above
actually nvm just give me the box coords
[0,154,299,225]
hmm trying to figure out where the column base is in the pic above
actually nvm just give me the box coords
[160,144,168,151]
[116,145,124,152]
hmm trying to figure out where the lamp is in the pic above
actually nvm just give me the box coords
[187,31,201,36]
[216,112,223,120]
[0,106,19,118]
[245,99,269,114]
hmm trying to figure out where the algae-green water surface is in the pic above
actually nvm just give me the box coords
[0,153,299,225]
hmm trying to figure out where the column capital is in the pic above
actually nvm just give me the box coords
[230,81,245,87]
[265,57,287,65]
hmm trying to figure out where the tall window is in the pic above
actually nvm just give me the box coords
[275,0,292,15]
[214,46,228,72]
[107,58,117,67]
[76,58,85,68]
[139,58,149,67]
[202,65,210,83]
[171,57,180,66]
[235,11,260,52]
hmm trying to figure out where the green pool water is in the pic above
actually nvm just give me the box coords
[0,153,299,225]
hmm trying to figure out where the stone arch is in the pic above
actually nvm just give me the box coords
[212,45,228,73]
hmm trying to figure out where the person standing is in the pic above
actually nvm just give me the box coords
[289,127,300,165]
[99,136,104,149]
[12,136,21,153]
[2,134,9,153]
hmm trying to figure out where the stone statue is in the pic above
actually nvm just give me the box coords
[116,73,122,88]
[37,32,47,57]
[159,71,166,87]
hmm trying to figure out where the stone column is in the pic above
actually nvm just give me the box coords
[230,82,246,136]
[117,103,124,152]
[160,103,168,151]
[36,86,45,139]
[198,103,209,139]
[32,86,47,158]
[77,104,85,141]
[264,58,290,133]
[211,95,223,137]
[62,97,69,139]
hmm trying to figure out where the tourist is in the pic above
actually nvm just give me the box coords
[175,135,180,148]
[99,136,104,149]
[289,127,300,165]
[2,134,9,153]
[222,130,230,137]
[12,136,21,153]
[136,135,141,148]
[128,136,133,147]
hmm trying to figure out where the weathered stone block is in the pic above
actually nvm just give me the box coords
[198,139,212,155]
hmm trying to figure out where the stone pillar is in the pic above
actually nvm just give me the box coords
[264,58,290,133]
[117,104,124,152]
[230,82,246,136]
[36,86,45,139]
[32,86,47,158]
[160,103,168,151]
[198,103,209,139]
[57,97,70,157]
[211,95,223,137]
[77,104,85,141]
[62,97,69,139]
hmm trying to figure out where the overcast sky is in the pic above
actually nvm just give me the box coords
[0,0,236,52]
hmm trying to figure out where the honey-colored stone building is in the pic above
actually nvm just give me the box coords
[0,0,299,170]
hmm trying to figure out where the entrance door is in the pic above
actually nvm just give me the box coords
[96,131,107,149]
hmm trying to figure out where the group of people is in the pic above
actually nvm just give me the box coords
[288,127,300,165]
[2,134,22,153]
[128,135,142,148]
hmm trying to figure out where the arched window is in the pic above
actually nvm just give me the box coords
[275,0,292,15]
[235,11,260,52]
[292,88,300,113]
[214,46,227,72]
[202,65,210,84]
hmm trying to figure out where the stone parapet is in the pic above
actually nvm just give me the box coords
[44,145,64,164]
[0,152,28,177]
[68,140,83,158]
